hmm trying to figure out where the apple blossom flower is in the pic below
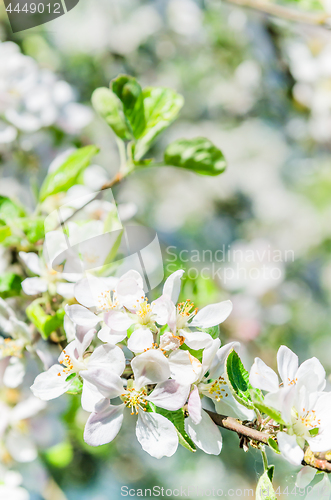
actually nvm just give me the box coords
[83,371,190,458]
[31,327,126,412]
[0,467,30,500]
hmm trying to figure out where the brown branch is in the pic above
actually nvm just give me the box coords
[206,409,331,473]
[224,0,331,28]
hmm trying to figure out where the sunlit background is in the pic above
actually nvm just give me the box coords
[1,0,331,498]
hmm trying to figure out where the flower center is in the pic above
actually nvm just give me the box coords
[0,338,23,358]
[134,299,155,325]
[58,349,75,376]
[288,377,298,386]
[122,387,148,415]
[176,300,197,329]
[97,289,119,312]
[292,408,320,438]
[207,376,228,402]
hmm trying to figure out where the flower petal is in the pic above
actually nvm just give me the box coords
[6,429,38,463]
[296,357,326,392]
[132,349,170,389]
[19,252,42,275]
[84,404,125,446]
[168,350,202,385]
[81,379,106,413]
[104,310,133,331]
[185,411,222,455]
[21,277,48,295]
[127,327,154,353]
[188,386,202,425]
[65,304,99,327]
[181,329,213,351]
[136,411,178,458]
[30,365,71,400]
[277,432,304,465]
[97,325,127,345]
[277,346,299,387]
[249,357,279,393]
[81,368,124,399]
[147,380,190,411]
[3,357,25,388]
[163,270,184,304]
[295,467,316,489]
[209,341,240,380]
[191,300,233,328]
[88,344,125,376]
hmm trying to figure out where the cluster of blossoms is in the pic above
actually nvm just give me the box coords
[0,41,92,145]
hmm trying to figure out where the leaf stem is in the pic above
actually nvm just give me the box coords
[261,448,268,471]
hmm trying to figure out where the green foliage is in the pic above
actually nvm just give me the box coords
[44,441,74,468]
[225,350,255,410]
[67,377,84,395]
[268,438,280,455]
[251,392,285,425]
[164,137,226,176]
[134,87,184,160]
[0,273,22,298]
[151,404,196,453]
[26,300,65,339]
[256,466,276,500]
[39,145,99,201]
[92,87,132,141]
[0,195,26,221]
[17,217,45,244]
[112,75,146,139]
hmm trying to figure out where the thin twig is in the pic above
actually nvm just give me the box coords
[206,409,331,472]
[224,0,331,28]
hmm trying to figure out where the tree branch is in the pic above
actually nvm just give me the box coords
[206,409,331,473]
[223,0,331,28]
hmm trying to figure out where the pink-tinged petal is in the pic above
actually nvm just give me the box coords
[21,277,48,295]
[81,368,124,399]
[181,329,213,351]
[191,300,233,328]
[75,327,96,358]
[97,326,127,345]
[185,411,222,455]
[81,379,105,413]
[188,386,202,424]
[104,310,133,331]
[249,358,279,393]
[84,404,125,446]
[147,380,190,411]
[168,350,203,385]
[209,341,240,380]
[132,349,170,389]
[277,432,304,465]
[163,270,184,304]
[277,346,299,387]
[88,344,126,376]
[136,411,178,458]
[30,365,71,400]
[65,304,99,327]
[127,327,154,354]
[295,467,316,489]
[19,251,42,275]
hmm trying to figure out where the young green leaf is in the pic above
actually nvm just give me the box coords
[256,467,277,500]
[39,145,99,201]
[225,350,255,409]
[0,224,11,244]
[0,196,26,222]
[164,137,226,176]
[0,273,22,298]
[26,301,65,339]
[112,75,146,139]
[151,405,196,453]
[134,87,184,160]
[251,391,285,425]
[268,438,280,455]
[92,87,132,141]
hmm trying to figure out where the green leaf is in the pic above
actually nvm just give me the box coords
[151,405,196,453]
[309,427,319,437]
[39,145,99,201]
[251,391,285,425]
[26,301,65,339]
[256,467,277,500]
[0,224,11,244]
[164,137,226,176]
[44,441,73,468]
[17,217,45,244]
[225,350,255,409]
[92,87,132,141]
[134,87,184,160]
[67,377,83,395]
[268,438,280,454]
[0,273,22,298]
[0,196,26,222]
[112,75,146,139]
[198,325,220,340]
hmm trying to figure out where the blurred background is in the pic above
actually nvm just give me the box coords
[1,0,331,498]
